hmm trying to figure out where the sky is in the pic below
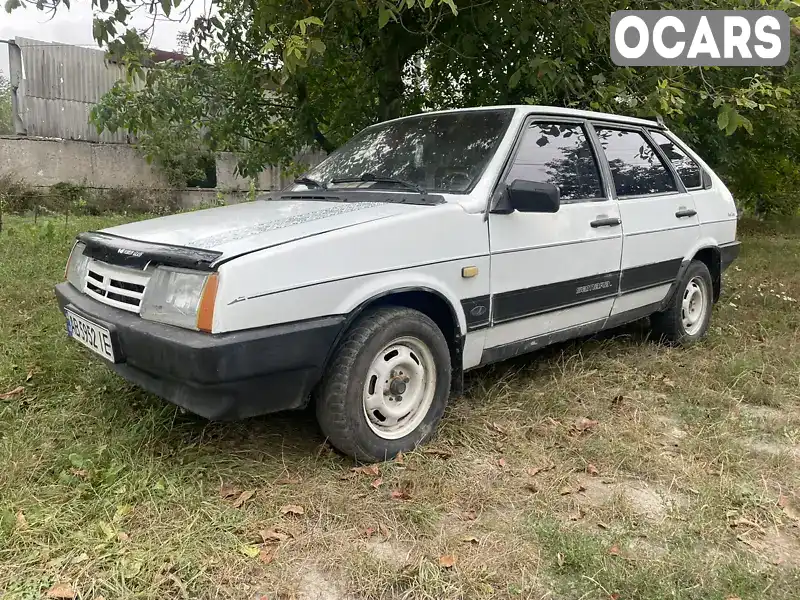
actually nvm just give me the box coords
[0,0,210,77]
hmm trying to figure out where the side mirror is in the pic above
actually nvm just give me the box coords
[506,179,560,213]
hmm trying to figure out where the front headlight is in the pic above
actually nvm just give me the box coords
[140,267,219,332]
[65,242,90,291]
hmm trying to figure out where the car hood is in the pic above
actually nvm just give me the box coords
[102,199,428,262]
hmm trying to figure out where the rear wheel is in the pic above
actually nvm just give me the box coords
[651,260,713,345]
[316,307,451,462]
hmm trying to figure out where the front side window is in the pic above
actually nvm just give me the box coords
[649,131,702,189]
[594,127,677,197]
[506,121,604,201]
[298,109,514,194]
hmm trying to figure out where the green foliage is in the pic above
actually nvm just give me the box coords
[0,74,13,136]
[8,0,800,214]
[0,174,180,216]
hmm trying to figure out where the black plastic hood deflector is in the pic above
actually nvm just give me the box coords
[78,231,223,271]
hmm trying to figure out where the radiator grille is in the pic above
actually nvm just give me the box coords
[83,260,150,313]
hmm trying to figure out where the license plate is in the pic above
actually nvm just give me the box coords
[65,309,116,362]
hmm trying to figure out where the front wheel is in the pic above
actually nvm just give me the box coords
[316,307,452,462]
[651,260,713,345]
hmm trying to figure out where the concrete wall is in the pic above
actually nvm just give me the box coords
[0,136,171,189]
[1,137,327,195]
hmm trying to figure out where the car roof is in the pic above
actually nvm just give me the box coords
[379,105,664,129]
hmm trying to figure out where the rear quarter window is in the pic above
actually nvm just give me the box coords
[648,131,703,190]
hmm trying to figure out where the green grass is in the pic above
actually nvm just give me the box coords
[1,215,799,599]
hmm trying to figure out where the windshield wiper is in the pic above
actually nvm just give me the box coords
[330,172,426,194]
[294,176,327,190]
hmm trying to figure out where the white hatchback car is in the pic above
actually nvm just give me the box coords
[56,106,740,461]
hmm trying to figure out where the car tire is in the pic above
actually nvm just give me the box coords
[651,260,714,345]
[316,306,452,462]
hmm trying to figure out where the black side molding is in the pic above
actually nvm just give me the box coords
[79,231,223,271]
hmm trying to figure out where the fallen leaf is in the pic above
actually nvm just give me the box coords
[258,547,276,564]
[232,490,255,508]
[460,509,477,521]
[571,417,599,435]
[70,468,89,479]
[556,552,565,567]
[496,458,507,468]
[46,584,75,599]
[461,536,480,545]
[117,531,130,542]
[275,475,302,485]
[363,527,376,539]
[569,507,586,521]
[778,495,800,521]
[527,464,554,477]
[560,483,586,496]
[259,528,292,543]
[609,544,620,556]
[438,554,456,568]
[239,544,261,558]
[488,422,507,435]
[219,484,241,499]
[611,594,621,600]
[0,386,24,400]
[26,369,34,382]
[15,510,27,530]
[422,448,453,459]
[371,478,384,489]
[586,463,600,476]
[351,464,380,477]
[390,489,411,500]
[280,504,305,516]
[597,521,610,530]
[378,523,390,538]
[394,452,405,465]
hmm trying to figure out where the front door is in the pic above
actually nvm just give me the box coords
[591,125,701,321]
[485,118,623,357]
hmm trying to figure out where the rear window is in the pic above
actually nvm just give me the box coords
[648,131,703,190]
[594,127,677,197]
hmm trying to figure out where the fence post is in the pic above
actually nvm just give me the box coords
[8,40,27,136]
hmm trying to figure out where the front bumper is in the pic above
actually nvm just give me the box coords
[55,282,344,420]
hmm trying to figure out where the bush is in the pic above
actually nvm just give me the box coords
[0,175,181,217]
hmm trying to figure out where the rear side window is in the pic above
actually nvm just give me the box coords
[649,131,702,189]
[594,127,677,197]
[507,121,604,201]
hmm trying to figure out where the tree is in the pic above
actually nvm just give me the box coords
[6,0,800,214]
[0,73,13,136]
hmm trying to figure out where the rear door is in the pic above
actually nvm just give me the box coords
[592,125,700,322]
[484,118,623,357]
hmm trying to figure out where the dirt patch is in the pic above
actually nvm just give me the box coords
[294,564,352,600]
[748,440,800,460]
[739,527,800,567]
[571,475,685,521]
[364,538,412,567]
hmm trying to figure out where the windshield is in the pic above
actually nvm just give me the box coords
[296,109,514,194]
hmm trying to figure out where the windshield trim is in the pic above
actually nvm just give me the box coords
[295,108,516,196]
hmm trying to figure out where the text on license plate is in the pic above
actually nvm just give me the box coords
[65,310,116,362]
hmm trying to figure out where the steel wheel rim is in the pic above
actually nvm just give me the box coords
[681,276,707,336]
[362,336,437,440]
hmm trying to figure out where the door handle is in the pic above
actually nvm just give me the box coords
[675,209,697,218]
[590,217,621,228]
